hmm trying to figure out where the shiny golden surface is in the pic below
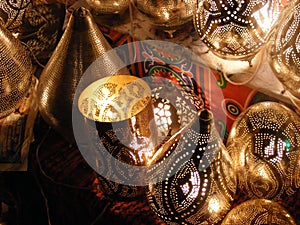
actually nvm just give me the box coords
[194,0,281,60]
[37,7,128,144]
[268,1,300,99]
[0,23,33,118]
[134,0,196,30]
[222,199,296,225]
[147,110,236,225]
[78,75,152,122]
[226,102,300,200]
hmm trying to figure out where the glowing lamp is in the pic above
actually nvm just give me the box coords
[226,101,300,200]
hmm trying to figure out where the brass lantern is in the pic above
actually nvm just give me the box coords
[267,0,300,99]
[86,0,129,15]
[147,110,236,225]
[37,7,129,144]
[194,0,281,60]
[134,0,197,36]
[0,22,33,118]
[226,101,300,200]
[75,75,204,201]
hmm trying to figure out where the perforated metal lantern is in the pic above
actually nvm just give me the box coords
[268,1,300,99]
[0,0,32,31]
[194,0,281,60]
[222,199,296,225]
[78,75,155,201]
[147,110,236,225]
[0,23,33,119]
[134,0,197,31]
[76,76,205,201]
[38,7,129,144]
[226,101,300,200]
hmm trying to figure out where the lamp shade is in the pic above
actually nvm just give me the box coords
[267,1,300,99]
[226,101,300,200]
[147,110,236,225]
[0,22,33,119]
[194,0,281,60]
[134,0,196,31]
[78,75,155,201]
[75,76,203,201]
[37,7,129,144]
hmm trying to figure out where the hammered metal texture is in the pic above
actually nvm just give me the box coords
[226,102,300,200]
[268,1,300,99]
[147,110,236,225]
[222,199,296,225]
[0,0,32,31]
[194,0,280,60]
[86,0,129,15]
[37,7,129,144]
[0,23,33,119]
[134,0,197,30]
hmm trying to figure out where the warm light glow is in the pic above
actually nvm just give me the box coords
[129,135,154,163]
[257,166,270,179]
[153,99,173,132]
[252,1,276,34]
[208,197,221,213]
[78,75,151,122]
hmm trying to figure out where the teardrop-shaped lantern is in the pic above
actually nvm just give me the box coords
[147,110,236,225]
[0,22,33,118]
[37,7,129,144]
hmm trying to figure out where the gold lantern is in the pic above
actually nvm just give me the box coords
[37,7,129,144]
[134,0,197,36]
[226,101,300,200]
[193,0,284,85]
[221,199,296,225]
[0,22,37,171]
[194,0,281,61]
[147,110,236,225]
[77,75,156,200]
[267,0,300,100]
[75,75,204,201]
[0,22,33,119]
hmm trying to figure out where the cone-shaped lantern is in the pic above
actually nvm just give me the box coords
[37,7,129,144]
[0,23,33,119]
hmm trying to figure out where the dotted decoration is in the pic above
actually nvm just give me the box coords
[194,0,280,60]
[226,102,300,201]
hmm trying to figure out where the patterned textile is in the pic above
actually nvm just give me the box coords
[29,11,300,225]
